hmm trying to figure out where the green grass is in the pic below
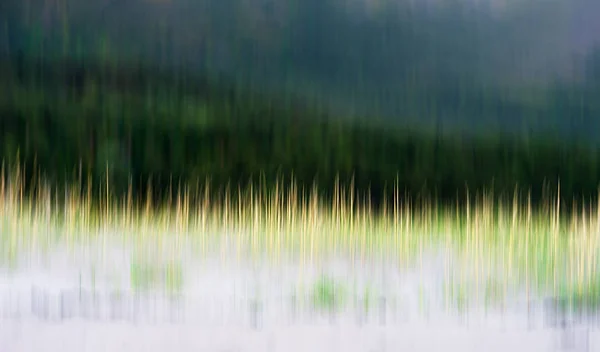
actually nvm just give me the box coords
[483,277,506,310]
[310,275,346,312]
[555,277,600,313]
[1,165,600,312]
[418,284,430,315]
[445,280,469,313]
[164,261,184,294]
[130,260,161,291]
[128,258,184,293]
[359,284,375,313]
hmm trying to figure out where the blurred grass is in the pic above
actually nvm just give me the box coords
[311,275,346,313]
[0,164,599,311]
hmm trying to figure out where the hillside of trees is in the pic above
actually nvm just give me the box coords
[1,0,600,212]
[1,52,600,213]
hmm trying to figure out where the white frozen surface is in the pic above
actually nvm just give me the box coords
[0,238,596,351]
[0,321,596,352]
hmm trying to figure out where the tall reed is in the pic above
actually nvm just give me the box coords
[1,162,599,302]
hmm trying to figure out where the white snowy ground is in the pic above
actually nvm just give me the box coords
[1,321,596,352]
[0,237,596,352]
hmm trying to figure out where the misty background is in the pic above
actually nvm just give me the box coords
[1,0,600,139]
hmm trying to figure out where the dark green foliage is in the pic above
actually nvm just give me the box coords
[0,57,599,214]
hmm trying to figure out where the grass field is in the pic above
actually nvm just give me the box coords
[1,161,600,320]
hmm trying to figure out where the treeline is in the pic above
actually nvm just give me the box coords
[1,57,599,212]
